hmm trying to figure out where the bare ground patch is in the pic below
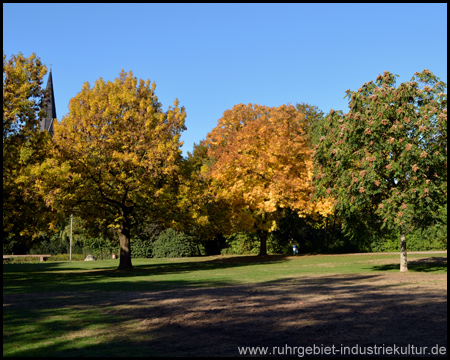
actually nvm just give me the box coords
[3,269,447,356]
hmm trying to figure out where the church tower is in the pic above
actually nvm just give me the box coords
[40,68,56,136]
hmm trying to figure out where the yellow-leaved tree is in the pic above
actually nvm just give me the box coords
[205,103,332,255]
[37,70,186,269]
[3,51,61,248]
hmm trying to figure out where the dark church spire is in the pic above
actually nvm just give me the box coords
[40,68,56,136]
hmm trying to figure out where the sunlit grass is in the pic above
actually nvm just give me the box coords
[3,253,447,295]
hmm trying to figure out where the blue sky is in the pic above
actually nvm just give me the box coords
[3,3,447,156]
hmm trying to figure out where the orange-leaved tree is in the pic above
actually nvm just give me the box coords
[37,70,186,269]
[205,103,332,255]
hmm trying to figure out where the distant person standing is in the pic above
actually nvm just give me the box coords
[293,245,298,255]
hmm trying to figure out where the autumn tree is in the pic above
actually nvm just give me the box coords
[312,70,447,271]
[38,70,186,269]
[177,141,222,240]
[3,51,58,248]
[176,140,240,252]
[205,103,333,256]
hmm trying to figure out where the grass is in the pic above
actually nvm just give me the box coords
[3,252,447,356]
[4,253,447,294]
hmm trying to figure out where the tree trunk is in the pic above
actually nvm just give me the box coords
[400,232,407,272]
[118,224,133,270]
[258,230,268,256]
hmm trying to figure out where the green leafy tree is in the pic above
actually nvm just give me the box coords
[295,102,325,146]
[313,70,447,271]
[38,70,186,269]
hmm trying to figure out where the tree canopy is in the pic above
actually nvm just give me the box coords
[205,103,333,255]
[312,70,447,271]
[37,70,186,269]
[4,51,445,262]
[3,51,57,247]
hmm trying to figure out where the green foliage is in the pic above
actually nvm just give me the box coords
[79,236,118,260]
[82,247,118,260]
[313,70,447,241]
[50,254,84,261]
[3,254,85,264]
[371,229,446,252]
[5,60,446,264]
[151,228,203,258]
[177,140,229,244]
[221,232,260,255]
[270,210,323,254]
[217,208,446,256]
[28,233,69,255]
[4,215,120,260]
[295,102,326,146]
[270,210,373,255]
[131,238,153,259]
[3,256,42,264]
[131,220,163,258]
[371,205,447,252]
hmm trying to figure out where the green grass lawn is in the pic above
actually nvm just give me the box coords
[3,253,447,357]
[4,253,447,294]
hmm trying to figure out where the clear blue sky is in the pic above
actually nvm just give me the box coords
[3,3,447,156]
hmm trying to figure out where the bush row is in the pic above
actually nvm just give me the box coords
[4,210,446,260]
[132,228,204,258]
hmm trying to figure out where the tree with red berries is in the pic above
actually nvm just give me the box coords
[313,70,447,271]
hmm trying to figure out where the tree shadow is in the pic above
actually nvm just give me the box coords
[4,273,447,356]
[3,255,290,294]
[371,257,447,273]
[4,254,447,295]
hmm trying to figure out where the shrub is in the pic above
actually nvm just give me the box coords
[131,237,153,258]
[221,232,259,255]
[3,256,42,264]
[152,228,202,258]
[50,254,84,261]
[131,220,162,258]
[371,228,447,252]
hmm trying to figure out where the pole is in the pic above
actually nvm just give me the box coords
[70,214,73,262]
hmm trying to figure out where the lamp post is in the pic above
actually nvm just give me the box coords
[70,214,73,262]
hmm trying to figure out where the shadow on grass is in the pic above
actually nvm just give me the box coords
[3,273,447,357]
[3,255,290,294]
[371,257,447,273]
[4,254,448,295]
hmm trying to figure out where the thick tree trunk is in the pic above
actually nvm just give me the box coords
[400,232,407,272]
[118,225,133,270]
[258,230,268,256]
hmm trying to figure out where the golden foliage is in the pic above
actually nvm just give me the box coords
[205,103,332,233]
[44,69,186,239]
